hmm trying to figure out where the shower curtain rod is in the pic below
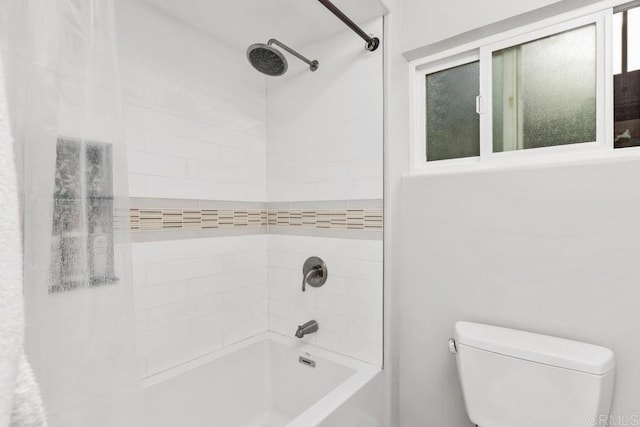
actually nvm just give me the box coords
[317,0,380,51]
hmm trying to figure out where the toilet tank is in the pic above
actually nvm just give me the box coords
[453,322,615,427]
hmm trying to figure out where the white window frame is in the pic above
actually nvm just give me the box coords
[409,8,614,174]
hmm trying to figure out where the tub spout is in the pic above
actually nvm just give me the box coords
[295,320,318,338]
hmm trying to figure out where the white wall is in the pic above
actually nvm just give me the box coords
[386,0,640,425]
[268,235,383,366]
[117,0,267,201]
[266,18,383,202]
[132,235,268,378]
[400,0,559,52]
[398,161,640,425]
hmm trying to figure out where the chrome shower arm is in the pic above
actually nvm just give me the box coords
[268,39,319,71]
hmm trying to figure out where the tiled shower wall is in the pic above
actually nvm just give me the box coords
[117,0,266,201]
[116,0,269,378]
[119,0,384,377]
[268,235,383,365]
[132,236,268,377]
[265,18,384,366]
[266,18,383,202]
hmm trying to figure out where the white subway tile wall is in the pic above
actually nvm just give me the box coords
[120,0,384,374]
[268,235,383,366]
[132,236,268,378]
[118,0,267,202]
[266,18,383,202]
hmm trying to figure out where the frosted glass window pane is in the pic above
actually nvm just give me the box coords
[426,61,480,161]
[492,25,597,153]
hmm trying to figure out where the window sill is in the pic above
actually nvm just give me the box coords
[407,146,640,177]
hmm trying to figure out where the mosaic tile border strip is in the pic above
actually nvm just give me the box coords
[130,208,267,232]
[267,209,383,230]
[129,198,383,240]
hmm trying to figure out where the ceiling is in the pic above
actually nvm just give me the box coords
[140,0,387,50]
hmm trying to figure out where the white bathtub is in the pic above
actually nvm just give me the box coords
[143,332,382,427]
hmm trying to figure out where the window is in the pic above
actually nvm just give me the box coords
[411,11,611,172]
[613,4,640,148]
[425,60,480,161]
[492,25,597,153]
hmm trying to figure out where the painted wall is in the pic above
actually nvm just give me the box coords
[398,161,640,426]
[400,0,560,52]
[386,0,640,425]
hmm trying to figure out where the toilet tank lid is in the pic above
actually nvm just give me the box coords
[454,322,615,375]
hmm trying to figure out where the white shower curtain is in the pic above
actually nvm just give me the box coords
[0,0,144,425]
[0,26,46,427]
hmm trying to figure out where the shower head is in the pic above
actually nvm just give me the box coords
[247,43,288,76]
[247,39,318,76]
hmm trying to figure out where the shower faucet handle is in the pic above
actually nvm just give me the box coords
[301,256,327,292]
[302,268,317,292]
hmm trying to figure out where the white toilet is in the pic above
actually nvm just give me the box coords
[452,321,615,427]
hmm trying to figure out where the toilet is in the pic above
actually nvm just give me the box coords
[452,322,615,427]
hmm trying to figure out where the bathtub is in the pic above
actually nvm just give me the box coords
[143,332,382,427]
